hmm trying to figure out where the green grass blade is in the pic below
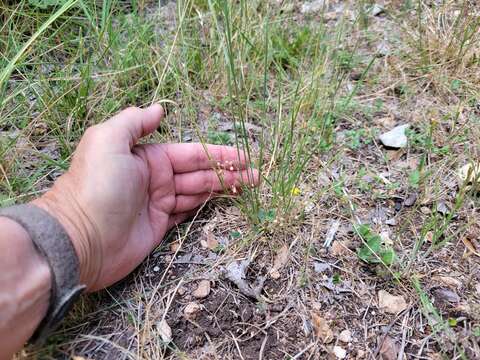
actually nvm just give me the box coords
[0,0,78,99]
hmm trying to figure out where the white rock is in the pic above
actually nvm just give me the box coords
[153,266,160,272]
[157,319,172,343]
[457,163,480,188]
[379,124,410,149]
[301,0,327,14]
[333,345,347,359]
[370,4,384,16]
[338,329,352,343]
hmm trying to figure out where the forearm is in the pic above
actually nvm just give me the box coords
[0,217,51,360]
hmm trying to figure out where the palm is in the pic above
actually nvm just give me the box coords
[96,141,255,290]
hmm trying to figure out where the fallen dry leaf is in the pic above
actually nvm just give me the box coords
[311,312,334,343]
[375,115,396,128]
[331,240,350,257]
[378,290,408,314]
[420,206,431,215]
[170,242,180,252]
[157,319,172,343]
[379,336,398,360]
[193,280,211,299]
[432,275,462,288]
[269,244,289,279]
[433,287,460,304]
[200,225,219,250]
[462,237,480,257]
[386,149,404,162]
[425,231,434,243]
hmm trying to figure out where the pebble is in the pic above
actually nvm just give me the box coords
[184,302,201,319]
[193,280,211,299]
[338,329,352,343]
[385,218,397,226]
[403,193,417,207]
[333,345,347,359]
[420,206,431,215]
[177,287,186,296]
[153,266,160,272]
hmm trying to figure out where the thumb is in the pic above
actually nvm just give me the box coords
[105,104,164,148]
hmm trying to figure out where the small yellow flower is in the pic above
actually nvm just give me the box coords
[291,187,301,196]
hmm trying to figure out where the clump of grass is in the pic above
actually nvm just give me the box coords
[194,0,363,235]
[399,1,480,98]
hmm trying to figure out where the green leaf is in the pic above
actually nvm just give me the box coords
[451,79,462,91]
[448,318,458,327]
[356,224,396,265]
[230,230,242,239]
[332,273,342,284]
[380,248,396,265]
[0,0,78,95]
[258,208,276,223]
[473,327,480,337]
[409,169,420,188]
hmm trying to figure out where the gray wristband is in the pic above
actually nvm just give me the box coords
[0,204,86,343]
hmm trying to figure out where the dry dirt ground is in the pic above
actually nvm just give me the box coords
[6,0,480,359]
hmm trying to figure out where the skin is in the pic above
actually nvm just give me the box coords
[0,104,259,359]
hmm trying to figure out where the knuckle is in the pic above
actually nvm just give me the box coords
[81,124,109,146]
[83,125,101,140]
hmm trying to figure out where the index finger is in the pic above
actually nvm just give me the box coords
[162,143,252,174]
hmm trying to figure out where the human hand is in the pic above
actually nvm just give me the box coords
[33,105,259,291]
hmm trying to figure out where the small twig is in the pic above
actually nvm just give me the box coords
[230,331,246,360]
[258,335,268,360]
[398,312,409,360]
[291,342,316,360]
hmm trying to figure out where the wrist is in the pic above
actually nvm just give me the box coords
[0,217,51,351]
[32,178,101,291]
